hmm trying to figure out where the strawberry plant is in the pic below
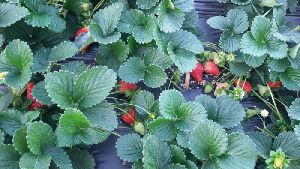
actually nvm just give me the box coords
[116,90,261,168]
[82,0,204,88]
[0,40,118,168]
[207,1,300,91]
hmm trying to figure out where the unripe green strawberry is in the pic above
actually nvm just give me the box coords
[208,51,218,60]
[82,3,90,11]
[134,122,145,135]
[203,51,211,58]
[260,0,277,7]
[257,84,270,97]
[204,84,213,94]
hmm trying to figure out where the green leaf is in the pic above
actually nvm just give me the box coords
[136,0,158,9]
[288,98,300,120]
[25,5,51,28]
[195,94,218,119]
[143,48,173,69]
[45,66,117,109]
[166,164,187,169]
[32,81,53,106]
[185,160,198,169]
[116,133,143,162]
[231,0,251,5]
[0,3,29,27]
[13,126,29,154]
[229,61,252,76]
[175,101,207,131]
[182,9,198,29]
[273,132,300,159]
[219,31,241,52]
[176,131,189,148]
[241,16,288,59]
[60,61,87,74]
[47,147,72,169]
[196,95,246,128]
[189,120,228,160]
[158,0,185,33]
[48,41,78,63]
[142,135,171,169]
[89,2,123,44]
[81,102,118,131]
[0,110,24,135]
[134,90,156,116]
[208,9,248,52]
[267,57,289,72]
[32,48,51,73]
[67,149,95,169]
[73,67,117,108]
[170,145,186,164]
[24,0,47,11]
[215,133,257,169]
[0,145,21,169]
[280,68,300,91]
[45,71,76,109]
[0,34,3,47]
[26,122,56,155]
[295,125,300,140]
[19,152,51,169]
[207,16,227,30]
[47,9,66,33]
[144,65,167,88]
[159,90,185,119]
[118,57,146,83]
[148,118,177,141]
[0,87,13,112]
[226,9,249,34]
[247,131,272,159]
[0,130,3,145]
[173,0,194,12]
[56,109,110,147]
[156,30,203,72]
[97,40,129,71]
[244,54,266,68]
[214,95,246,128]
[0,39,33,89]
[118,10,157,44]
[167,41,197,73]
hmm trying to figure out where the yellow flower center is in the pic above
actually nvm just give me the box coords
[274,157,284,169]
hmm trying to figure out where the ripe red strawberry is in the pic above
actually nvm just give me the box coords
[233,80,253,94]
[204,61,220,76]
[267,81,282,88]
[121,108,137,125]
[27,82,47,111]
[118,81,138,94]
[191,63,204,83]
[75,27,89,38]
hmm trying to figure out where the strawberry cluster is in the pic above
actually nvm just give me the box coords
[191,61,221,84]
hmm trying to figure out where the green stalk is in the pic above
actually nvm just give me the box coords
[252,90,277,113]
[91,0,106,16]
[267,85,285,122]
